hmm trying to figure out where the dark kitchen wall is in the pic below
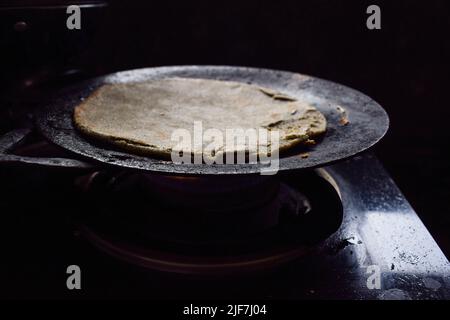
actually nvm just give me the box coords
[85,0,450,255]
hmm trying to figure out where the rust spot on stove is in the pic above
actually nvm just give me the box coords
[299,153,310,159]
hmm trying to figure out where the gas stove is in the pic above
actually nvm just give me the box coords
[1,0,449,303]
[0,60,448,300]
[1,134,449,299]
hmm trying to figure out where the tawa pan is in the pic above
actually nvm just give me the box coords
[35,66,389,175]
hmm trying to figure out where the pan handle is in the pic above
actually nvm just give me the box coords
[0,128,95,171]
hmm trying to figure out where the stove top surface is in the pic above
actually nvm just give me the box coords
[0,151,449,299]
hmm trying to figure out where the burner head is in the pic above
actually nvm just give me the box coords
[73,169,343,275]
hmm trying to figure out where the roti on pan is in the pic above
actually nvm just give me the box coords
[73,77,327,160]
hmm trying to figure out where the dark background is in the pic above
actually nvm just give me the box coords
[1,0,450,257]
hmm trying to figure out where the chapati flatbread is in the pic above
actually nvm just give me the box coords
[73,77,326,160]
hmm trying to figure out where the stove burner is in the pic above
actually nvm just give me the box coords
[73,169,343,275]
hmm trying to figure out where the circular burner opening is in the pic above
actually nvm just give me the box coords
[74,169,343,275]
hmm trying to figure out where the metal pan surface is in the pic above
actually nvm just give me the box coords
[36,65,389,175]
